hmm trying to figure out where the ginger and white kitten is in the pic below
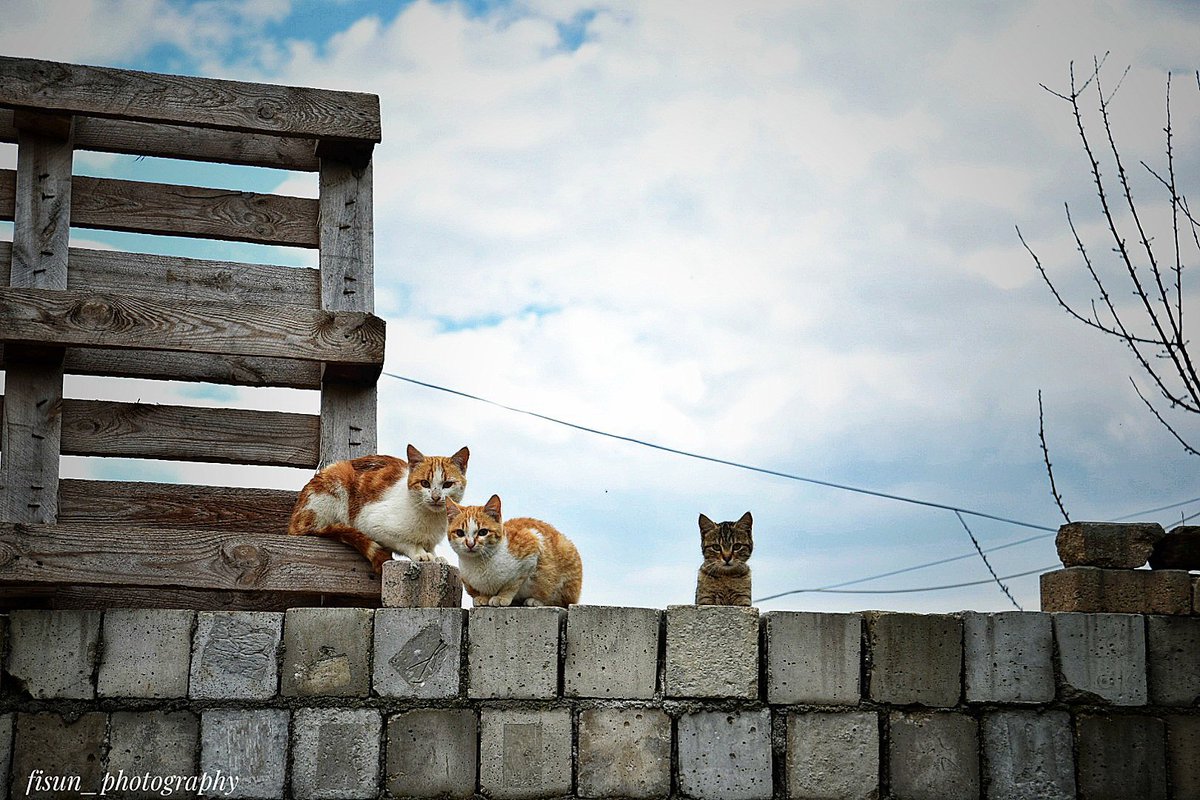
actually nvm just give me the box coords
[288,444,468,572]
[445,494,582,607]
[695,511,753,606]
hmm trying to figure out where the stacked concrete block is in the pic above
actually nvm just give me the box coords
[189,611,283,700]
[577,708,671,799]
[381,559,463,607]
[664,604,759,698]
[1053,613,1147,704]
[200,709,289,800]
[786,711,879,800]
[98,608,194,698]
[1148,524,1200,570]
[866,612,961,706]
[888,711,979,800]
[386,710,477,799]
[981,710,1075,800]
[765,611,861,704]
[280,607,373,697]
[6,610,100,699]
[1076,714,1168,800]
[963,611,1054,703]
[1166,715,1200,799]
[0,715,10,800]
[564,605,660,699]
[1056,521,1164,567]
[12,713,108,797]
[677,710,773,800]
[479,708,572,800]
[373,608,462,699]
[1146,616,1200,705]
[291,708,381,800]
[468,607,563,699]
[107,711,199,797]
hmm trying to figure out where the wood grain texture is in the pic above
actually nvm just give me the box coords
[0,168,13,219]
[0,56,381,143]
[56,399,319,468]
[319,382,378,467]
[0,583,376,611]
[0,356,64,523]
[11,124,73,288]
[1,108,322,171]
[0,288,385,376]
[58,479,298,534]
[319,158,374,313]
[0,521,381,598]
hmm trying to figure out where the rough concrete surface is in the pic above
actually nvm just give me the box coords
[468,607,563,699]
[888,711,979,800]
[677,710,773,800]
[963,611,1054,704]
[386,709,477,799]
[565,605,660,699]
[786,711,879,800]
[1056,521,1165,568]
[7,610,100,699]
[665,605,759,699]
[190,611,282,700]
[577,708,671,799]
[280,608,373,697]
[766,611,861,705]
[1053,613,1147,705]
[479,708,572,800]
[98,608,194,698]
[374,607,462,699]
[200,708,289,800]
[290,708,381,800]
[867,612,961,707]
[981,710,1075,800]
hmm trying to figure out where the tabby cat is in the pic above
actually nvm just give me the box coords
[445,494,582,607]
[694,511,753,606]
[288,444,469,572]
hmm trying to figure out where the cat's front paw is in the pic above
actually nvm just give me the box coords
[489,595,516,607]
[434,554,449,565]
[523,598,544,607]
[473,595,492,607]
[413,550,436,563]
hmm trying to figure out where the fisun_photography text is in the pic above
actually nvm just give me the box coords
[24,769,241,797]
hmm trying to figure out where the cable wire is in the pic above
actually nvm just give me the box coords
[772,565,1056,596]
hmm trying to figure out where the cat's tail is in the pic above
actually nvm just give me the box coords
[294,521,391,574]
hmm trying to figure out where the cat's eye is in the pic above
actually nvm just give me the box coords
[451,529,464,538]
[418,480,430,489]
[442,481,455,489]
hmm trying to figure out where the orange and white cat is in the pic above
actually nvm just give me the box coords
[445,494,582,607]
[288,444,469,572]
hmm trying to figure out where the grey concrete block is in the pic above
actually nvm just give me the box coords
[867,612,961,707]
[1056,521,1164,568]
[664,604,759,699]
[107,711,199,798]
[888,711,979,800]
[7,610,100,699]
[381,560,463,607]
[677,709,773,800]
[281,608,373,697]
[373,608,462,699]
[577,708,671,799]
[1146,616,1200,706]
[565,605,660,699]
[766,611,861,705]
[190,611,283,700]
[386,709,477,799]
[785,711,878,800]
[1053,612,1147,705]
[1166,715,1200,800]
[479,708,572,800]
[981,710,1075,800]
[201,709,289,800]
[964,611,1054,704]
[0,714,11,800]
[467,607,562,699]
[98,608,194,698]
[291,708,381,800]
[1077,714,1167,800]
[12,713,107,798]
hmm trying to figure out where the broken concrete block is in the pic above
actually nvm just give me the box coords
[1056,521,1164,568]
[280,608,372,697]
[381,560,463,607]
[1054,612,1147,705]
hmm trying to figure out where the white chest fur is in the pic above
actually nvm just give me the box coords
[458,543,538,598]
[353,481,445,552]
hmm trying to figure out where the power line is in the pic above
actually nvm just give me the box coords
[771,565,1055,596]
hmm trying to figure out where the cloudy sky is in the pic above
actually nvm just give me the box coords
[2,0,1199,612]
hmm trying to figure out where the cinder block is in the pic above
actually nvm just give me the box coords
[381,560,463,607]
[1149,525,1200,570]
[479,708,571,800]
[1054,613,1147,705]
[664,604,759,699]
[867,612,961,707]
[677,710,773,800]
[1056,521,1164,568]
[12,713,107,798]
[281,607,373,697]
[7,610,100,699]
[107,711,199,798]
[190,611,283,700]
[1147,616,1200,705]
[467,607,562,699]
[0,714,11,800]
[564,605,660,699]
[386,709,477,799]
[374,608,462,699]
[786,711,878,800]
[766,611,861,705]
[1041,566,1192,615]
[888,711,979,800]
[291,708,381,800]
[1077,714,1167,800]
[98,609,194,698]
[981,710,1075,800]
[200,709,288,800]
[1166,715,1200,800]
[964,611,1054,703]
[577,708,671,799]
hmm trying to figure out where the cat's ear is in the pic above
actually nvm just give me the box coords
[444,498,460,521]
[736,511,753,532]
[406,444,425,465]
[449,446,470,472]
[698,514,716,535]
[483,494,503,522]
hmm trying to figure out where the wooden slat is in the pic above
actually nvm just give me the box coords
[0,356,64,523]
[1,108,321,171]
[0,288,385,379]
[0,583,373,611]
[11,120,72,287]
[0,521,380,599]
[58,479,297,534]
[0,56,381,144]
[0,167,13,219]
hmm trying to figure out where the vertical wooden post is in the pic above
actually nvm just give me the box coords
[317,155,377,467]
[1,112,73,523]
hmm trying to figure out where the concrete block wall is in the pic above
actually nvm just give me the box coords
[0,606,1197,799]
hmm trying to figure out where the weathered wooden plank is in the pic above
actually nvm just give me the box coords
[0,243,320,306]
[0,521,380,598]
[1,108,321,171]
[319,382,378,467]
[0,583,374,611]
[58,478,297,534]
[0,288,385,378]
[11,118,72,287]
[0,56,381,143]
[0,167,13,219]
[319,158,374,313]
[0,355,64,523]
[54,399,319,468]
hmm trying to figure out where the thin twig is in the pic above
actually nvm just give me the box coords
[1131,378,1200,456]
[955,511,1022,610]
[1038,391,1072,523]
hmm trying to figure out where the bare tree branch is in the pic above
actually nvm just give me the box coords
[1038,391,1071,524]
